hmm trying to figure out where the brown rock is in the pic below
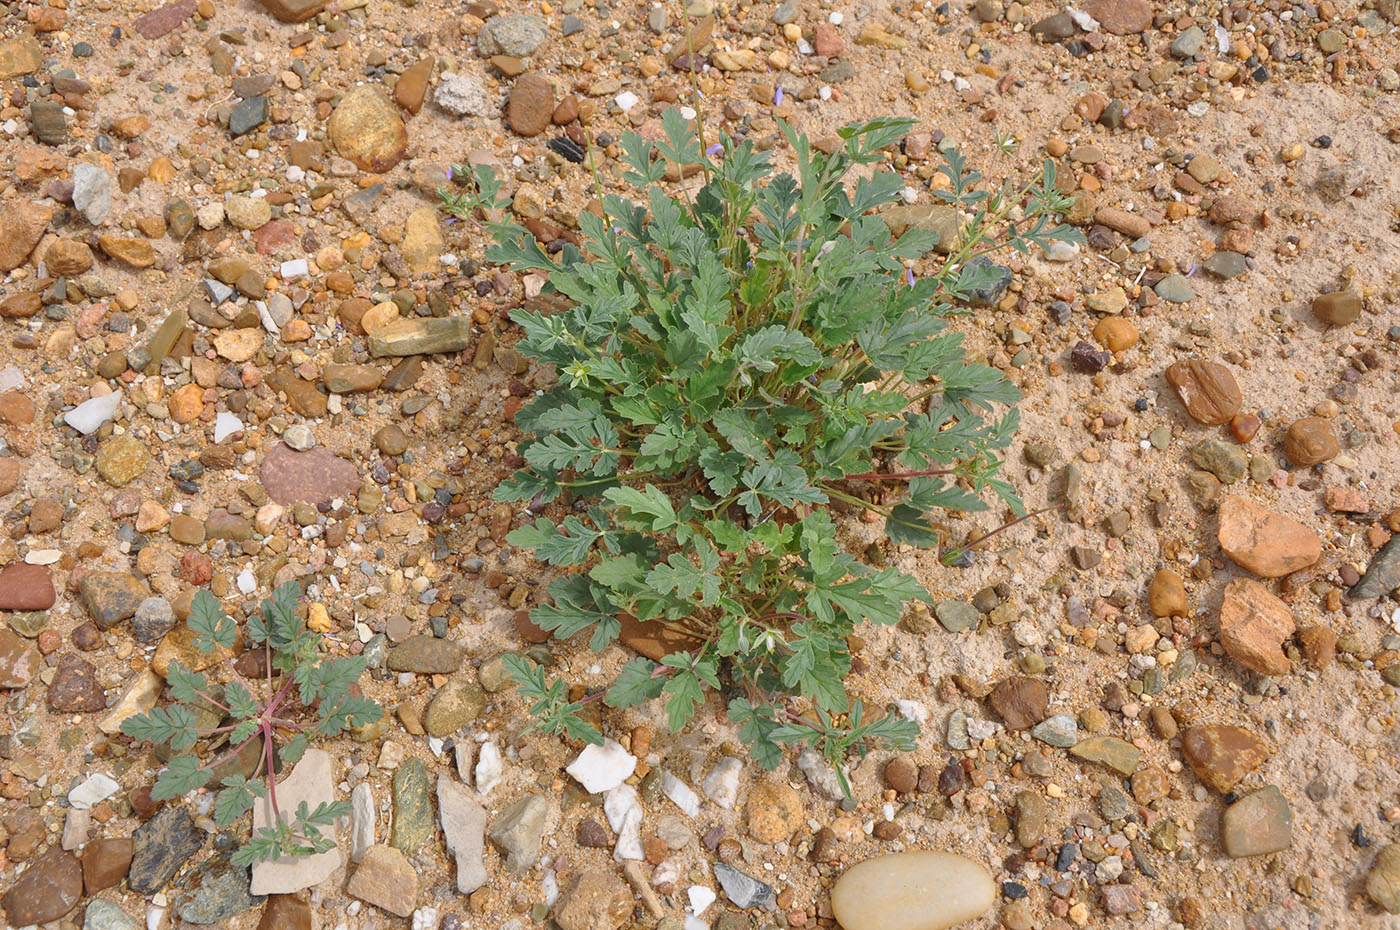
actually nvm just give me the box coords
[255,0,326,23]
[258,894,313,930]
[0,390,35,425]
[1165,358,1242,425]
[44,237,95,275]
[0,202,52,272]
[745,780,803,843]
[0,292,42,318]
[346,845,417,917]
[82,836,135,894]
[1297,624,1336,669]
[1311,290,1361,326]
[1180,724,1270,793]
[1148,568,1187,617]
[322,363,384,393]
[1092,316,1138,352]
[79,572,149,630]
[1,847,83,925]
[1218,578,1295,675]
[884,758,918,794]
[0,628,40,688]
[0,457,19,494]
[1283,417,1339,466]
[98,234,159,268]
[328,86,408,173]
[508,72,554,137]
[48,654,106,712]
[987,676,1050,729]
[0,36,44,80]
[552,868,633,930]
[0,562,57,610]
[1217,494,1321,578]
[1080,0,1152,34]
[1094,207,1151,238]
[395,57,435,114]
[170,514,207,545]
[133,0,196,38]
[617,611,704,661]
[260,444,362,505]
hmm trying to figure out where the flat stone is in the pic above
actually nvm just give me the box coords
[745,780,803,843]
[1202,251,1248,279]
[48,654,106,712]
[229,97,269,136]
[552,868,634,930]
[322,363,383,393]
[99,669,162,735]
[250,749,341,895]
[98,235,158,268]
[1218,578,1295,675]
[72,164,113,224]
[260,444,361,505]
[881,203,960,255]
[368,317,473,357]
[130,806,205,894]
[1367,843,1400,914]
[1180,725,1270,793]
[437,775,487,894]
[1222,786,1291,857]
[134,0,197,38]
[714,861,773,909]
[830,851,995,930]
[0,562,56,610]
[388,634,464,674]
[346,845,417,918]
[400,206,445,274]
[962,256,1013,307]
[0,36,44,80]
[1030,713,1079,748]
[0,628,40,688]
[1351,534,1400,599]
[390,758,433,854]
[255,0,326,23]
[987,676,1049,730]
[1191,438,1247,483]
[394,57,435,114]
[30,100,69,145]
[566,739,637,794]
[83,898,141,930]
[1165,358,1241,425]
[1080,0,1152,34]
[328,86,407,173]
[3,848,83,925]
[1069,736,1141,775]
[488,793,550,872]
[508,73,554,136]
[478,14,549,57]
[1153,274,1194,303]
[0,202,51,272]
[1217,494,1321,578]
[79,572,148,630]
[82,836,134,893]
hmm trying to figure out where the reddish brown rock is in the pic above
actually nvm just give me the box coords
[82,836,135,894]
[1165,358,1242,426]
[0,390,35,425]
[1298,624,1337,669]
[0,458,20,495]
[1080,0,1153,34]
[1180,725,1270,793]
[987,676,1050,730]
[48,654,106,711]
[258,894,313,930]
[1217,494,1321,578]
[255,0,326,22]
[0,292,42,318]
[0,562,56,610]
[507,73,554,137]
[395,57,435,115]
[260,443,362,506]
[1218,578,1295,675]
[1,848,83,925]
[0,202,52,272]
[0,628,40,688]
[1283,417,1339,467]
[1148,568,1187,617]
[133,0,197,39]
[552,868,634,930]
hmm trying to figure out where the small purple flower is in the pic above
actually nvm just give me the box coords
[705,143,723,156]
[446,165,454,180]
[905,268,915,286]
[774,87,785,106]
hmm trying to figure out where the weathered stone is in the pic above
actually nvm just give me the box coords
[1180,725,1269,794]
[98,235,158,268]
[0,36,44,80]
[1367,844,1400,914]
[1351,535,1400,599]
[79,572,149,630]
[424,679,486,736]
[389,758,433,854]
[882,203,961,255]
[129,806,204,894]
[1,848,83,925]
[1070,736,1141,775]
[346,845,417,917]
[437,776,487,894]
[174,849,261,924]
[478,14,549,57]
[133,0,197,39]
[508,73,554,137]
[1283,417,1339,466]
[328,86,407,173]
[48,654,106,711]
[1165,358,1241,426]
[386,634,463,673]
[1219,578,1295,675]
[250,750,340,895]
[0,562,57,610]
[0,628,40,688]
[0,202,51,272]
[1222,786,1291,857]
[488,794,550,872]
[260,444,361,505]
[552,868,634,930]
[82,836,134,894]
[368,317,473,357]
[255,0,326,23]
[394,57,434,114]
[987,676,1049,730]
[1217,494,1321,578]
[745,780,803,843]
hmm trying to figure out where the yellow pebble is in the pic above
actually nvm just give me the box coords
[307,602,333,633]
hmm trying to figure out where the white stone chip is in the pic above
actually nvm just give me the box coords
[65,391,122,435]
[566,739,636,793]
[68,773,120,809]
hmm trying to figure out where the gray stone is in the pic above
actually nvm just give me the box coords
[488,794,550,872]
[72,164,114,225]
[130,807,205,894]
[935,600,978,633]
[175,851,262,924]
[83,899,141,930]
[1097,784,1133,821]
[714,862,773,909]
[478,14,549,57]
[229,97,268,137]
[962,256,1014,307]
[772,0,799,24]
[1171,25,1206,58]
[1030,713,1078,748]
[1202,252,1248,279]
[390,758,433,854]
[434,73,490,117]
[351,783,375,863]
[1154,274,1194,303]
[1350,535,1400,599]
[438,775,488,894]
[132,597,175,643]
[946,708,972,750]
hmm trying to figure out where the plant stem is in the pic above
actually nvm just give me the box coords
[202,730,259,773]
[263,722,281,822]
[840,466,956,482]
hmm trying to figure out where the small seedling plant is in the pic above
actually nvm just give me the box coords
[442,112,1080,790]
[122,582,382,865]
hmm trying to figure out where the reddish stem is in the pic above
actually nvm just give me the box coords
[262,722,281,823]
[951,503,1060,554]
[841,466,956,481]
[203,730,259,772]
[191,688,230,713]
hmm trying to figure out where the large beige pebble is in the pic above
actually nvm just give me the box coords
[831,851,994,930]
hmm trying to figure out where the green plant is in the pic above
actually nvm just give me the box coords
[442,111,1080,789]
[122,582,382,865]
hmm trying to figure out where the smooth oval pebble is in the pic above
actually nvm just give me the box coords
[831,851,994,930]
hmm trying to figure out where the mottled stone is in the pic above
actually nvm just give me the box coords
[1181,725,1270,794]
[1219,578,1295,675]
[328,86,407,173]
[79,572,149,630]
[552,868,634,930]
[129,807,205,894]
[1217,494,1321,578]
[346,845,417,917]
[260,444,361,505]
[987,676,1049,730]
[2,848,83,925]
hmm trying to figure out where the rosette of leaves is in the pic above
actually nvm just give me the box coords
[441,111,1081,789]
[121,582,382,864]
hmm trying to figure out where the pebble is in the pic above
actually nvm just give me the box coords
[174,850,260,924]
[509,73,554,136]
[3,848,83,925]
[1148,568,1187,617]
[1219,578,1295,676]
[1069,736,1141,775]
[1222,786,1292,857]
[72,163,114,224]
[478,14,549,57]
[259,444,361,506]
[0,628,40,688]
[0,562,57,610]
[1153,274,1195,303]
[1351,535,1400,599]
[1283,417,1339,466]
[48,654,107,712]
[423,678,485,736]
[830,851,994,930]
[714,861,774,909]
[346,845,418,917]
[935,599,978,632]
[1079,0,1151,34]
[1217,493,1321,578]
[1165,358,1242,425]
[256,895,312,930]
[229,97,269,137]
[1092,317,1138,352]
[703,757,743,809]
[1202,252,1248,279]
[83,836,135,893]
[1367,844,1400,914]
[1031,713,1079,747]
[488,793,550,872]
[745,780,804,843]
[437,775,487,893]
[1311,290,1361,326]
[1192,438,1247,483]
[328,86,408,173]
[1181,724,1270,793]
[79,571,148,630]
[1014,791,1046,847]
[434,72,490,117]
[552,869,633,930]
[987,676,1049,730]
[83,898,142,930]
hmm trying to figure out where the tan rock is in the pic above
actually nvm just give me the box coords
[98,235,158,268]
[1148,568,1187,617]
[360,301,400,334]
[1219,578,1295,675]
[0,202,52,272]
[169,383,205,424]
[214,328,265,363]
[1283,417,1339,466]
[400,206,445,274]
[328,86,408,173]
[45,238,95,275]
[1217,494,1321,578]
